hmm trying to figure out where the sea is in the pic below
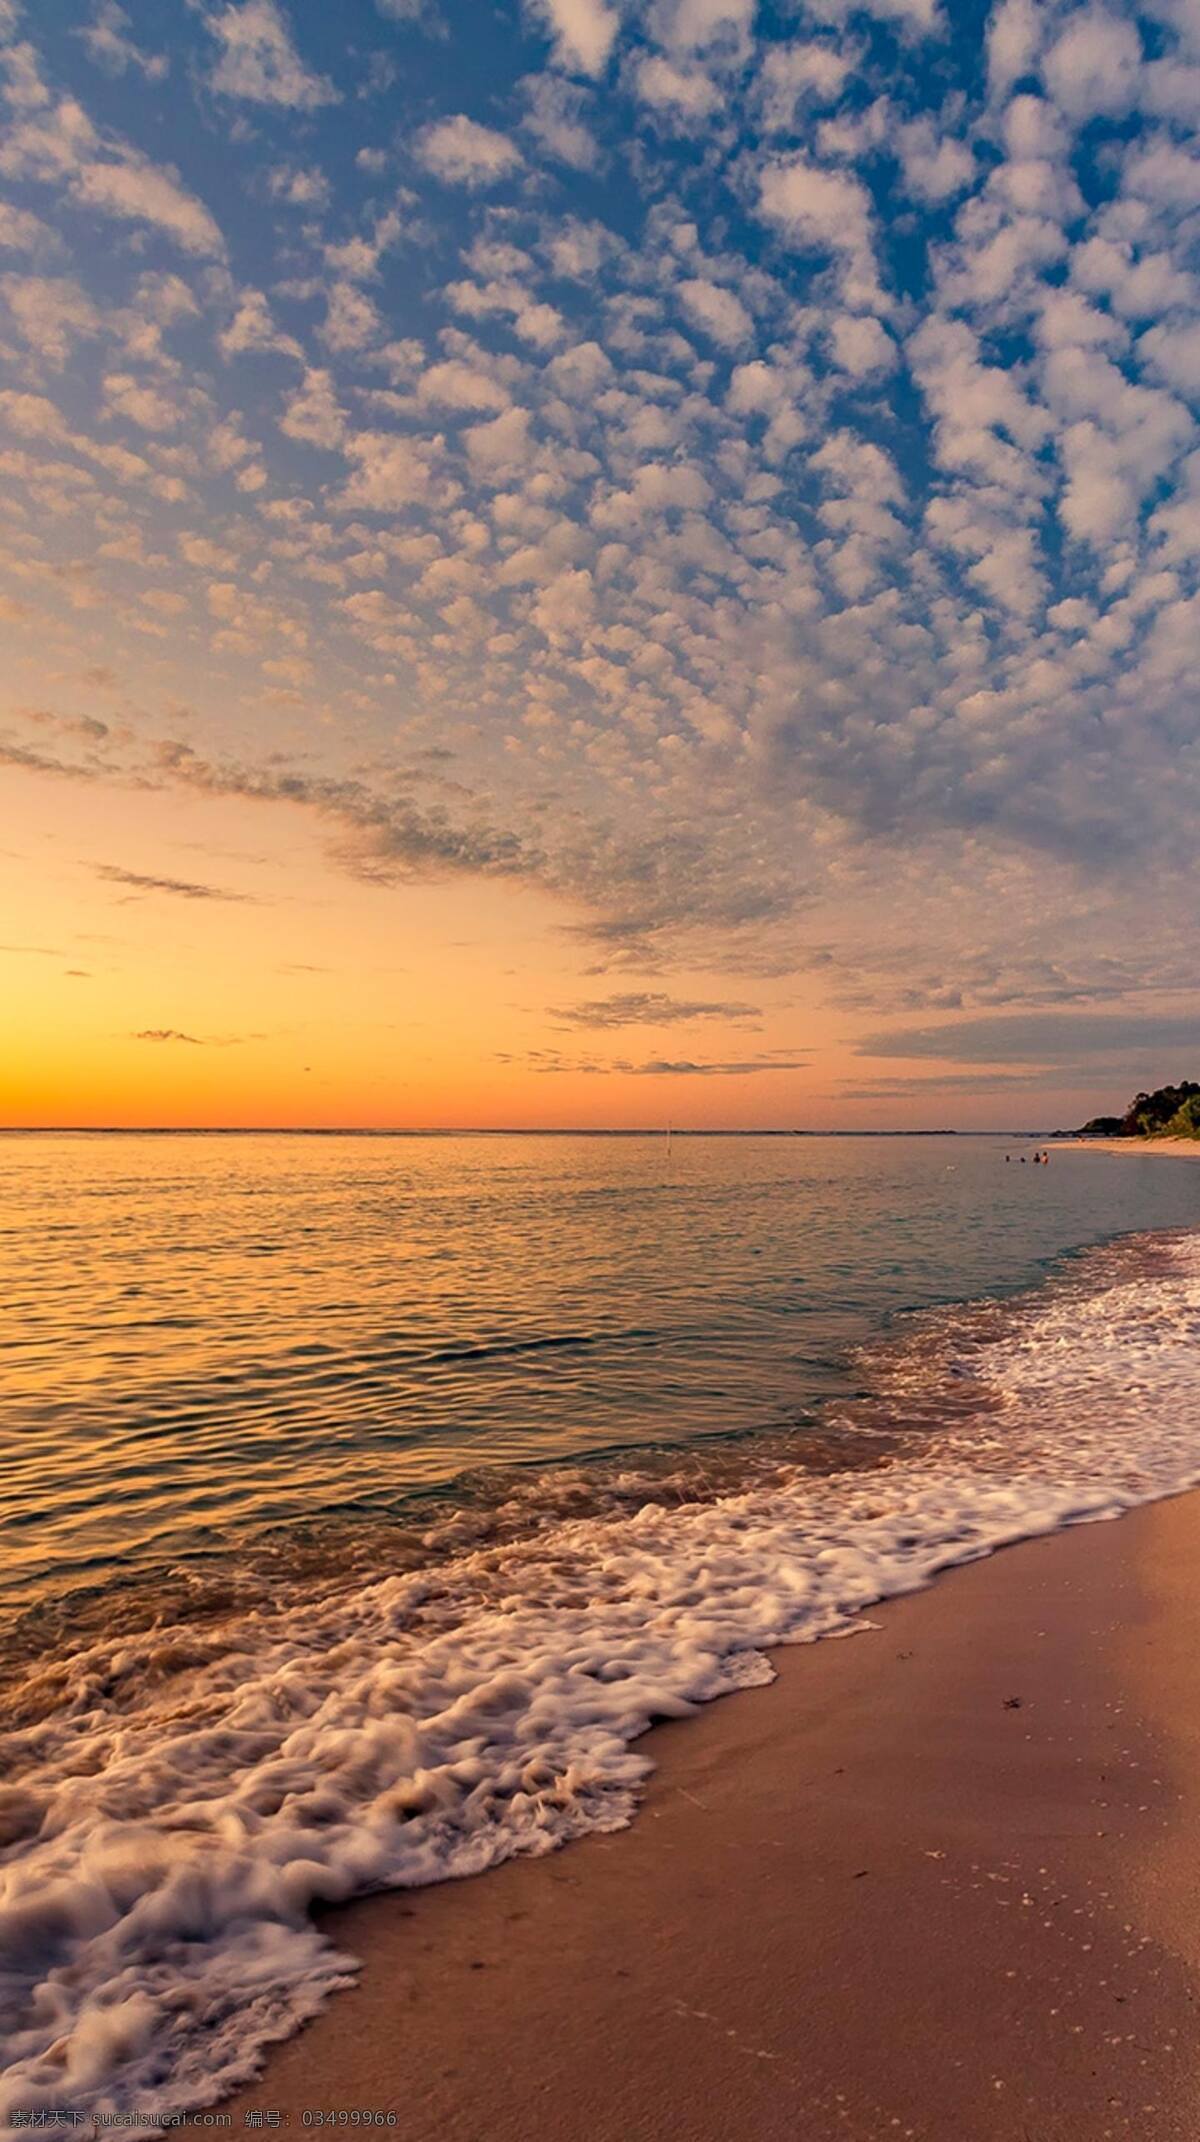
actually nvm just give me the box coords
[2,1130,1199,2131]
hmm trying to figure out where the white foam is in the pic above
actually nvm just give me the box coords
[3,1232,1200,2136]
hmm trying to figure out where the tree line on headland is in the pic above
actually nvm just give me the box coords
[1079,1081,1200,1139]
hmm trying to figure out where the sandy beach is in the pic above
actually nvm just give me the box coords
[1060,1138,1200,1159]
[198,1490,1200,2142]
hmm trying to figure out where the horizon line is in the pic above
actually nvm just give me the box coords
[0,1125,1061,1139]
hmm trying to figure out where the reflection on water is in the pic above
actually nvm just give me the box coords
[6,1223,1200,2129]
[2,1131,1197,1627]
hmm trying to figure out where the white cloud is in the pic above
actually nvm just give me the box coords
[464,405,532,478]
[910,315,1050,494]
[321,281,383,352]
[219,289,302,361]
[986,0,1042,98]
[521,73,600,169]
[102,371,184,432]
[267,164,330,209]
[1,273,98,367]
[280,367,346,448]
[0,203,55,253]
[755,42,849,132]
[1123,137,1200,208]
[0,388,72,443]
[829,312,896,375]
[208,0,337,109]
[531,564,596,642]
[806,0,940,30]
[416,115,523,187]
[7,0,1200,1022]
[756,156,880,306]
[898,117,975,202]
[725,354,812,463]
[1042,9,1143,121]
[417,358,511,412]
[677,276,753,349]
[1139,320,1200,394]
[1073,234,1196,319]
[338,431,453,511]
[74,154,224,255]
[649,0,754,52]
[527,0,620,74]
[633,53,720,117]
[78,2,168,81]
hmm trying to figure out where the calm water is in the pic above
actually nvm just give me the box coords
[5,1132,1200,2128]
[3,1130,1198,1622]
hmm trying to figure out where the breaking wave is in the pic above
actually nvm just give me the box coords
[3,1230,1200,2136]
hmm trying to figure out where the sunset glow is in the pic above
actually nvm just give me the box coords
[4,0,1198,1129]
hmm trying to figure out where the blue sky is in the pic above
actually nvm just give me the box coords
[1,0,1198,1123]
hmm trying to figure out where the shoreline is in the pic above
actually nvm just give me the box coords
[1061,1136,1200,1158]
[196,1491,1200,2141]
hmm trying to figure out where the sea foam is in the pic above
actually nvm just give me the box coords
[3,1231,1200,2136]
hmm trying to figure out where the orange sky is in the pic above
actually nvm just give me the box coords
[4,1,1198,1133]
[2,757,1143,1133]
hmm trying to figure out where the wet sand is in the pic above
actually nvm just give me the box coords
[200,1491,1200,2142]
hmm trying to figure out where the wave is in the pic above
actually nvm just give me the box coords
[2,1230,1200,2136]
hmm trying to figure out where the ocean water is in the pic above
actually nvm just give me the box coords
[2,1132,1199,2132]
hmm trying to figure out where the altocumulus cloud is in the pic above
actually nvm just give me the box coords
[2,0,1200,1067]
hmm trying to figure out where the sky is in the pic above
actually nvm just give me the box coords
[1,0,1198,1130]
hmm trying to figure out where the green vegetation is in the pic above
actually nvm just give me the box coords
[1079,1081,1200,1140]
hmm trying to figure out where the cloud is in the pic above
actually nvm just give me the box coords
[809,0,939,26]
[0,40,224,258]
[840,1071,1049,1096]
[0,202,57,253]
[72,154,224,256]
[337,430,448,509]
[416,357,511,413]
[267,163,330,208]
[623,1057,804,1075]
[677,276,754,349]
[651,0,755,54]
[78,2,168,81]
[857,1014,1200,1066]
[756,41,850,132]
[220,288,302,360]
[102,371,185,432]
[987,0,1042,97]
[527,0,620,75]
[416,115,523,186]
[551,991,762,1026]
[898,117,974,203]
[280,367,346,447]
[520,72,600,169]
[207,0,337,108]
[95,864,255,901]
[1,274,98,367]
[756,156,879,302]
[1041,9,1142,121]
[633,53,720,118]
[527,1049,805,1075]
[155,739,536,887]
[6,0,1200,1061]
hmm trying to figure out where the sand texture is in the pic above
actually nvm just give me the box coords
[196,1490,1200,2142]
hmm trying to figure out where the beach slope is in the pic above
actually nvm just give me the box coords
[202,1492,1200,2142]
